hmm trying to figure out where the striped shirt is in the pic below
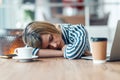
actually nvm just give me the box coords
[59,24,90,59]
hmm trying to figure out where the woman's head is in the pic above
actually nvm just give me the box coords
[22,21,62,49]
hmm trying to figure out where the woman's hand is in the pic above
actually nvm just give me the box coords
[62,45,67,53]
[84,51,92,56]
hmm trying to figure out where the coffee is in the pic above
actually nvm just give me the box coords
[14,47,34,58]
[91,37,107,64]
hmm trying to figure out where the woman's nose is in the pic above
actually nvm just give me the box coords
[49,42,57,49]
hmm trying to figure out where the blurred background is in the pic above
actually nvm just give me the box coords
[0,0,120,54]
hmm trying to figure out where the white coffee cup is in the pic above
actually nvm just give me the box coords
[14,47,34,58]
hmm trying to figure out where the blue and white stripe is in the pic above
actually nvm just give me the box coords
[32,48,39,56]
[60,24,90,59]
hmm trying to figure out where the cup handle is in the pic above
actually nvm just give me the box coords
[14,48,18,54]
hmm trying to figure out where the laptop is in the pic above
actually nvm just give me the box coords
[81,20,120,62]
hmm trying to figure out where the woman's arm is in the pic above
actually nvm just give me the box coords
[37,49,63,58]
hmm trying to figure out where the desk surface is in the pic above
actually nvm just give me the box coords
[0,57,120,80]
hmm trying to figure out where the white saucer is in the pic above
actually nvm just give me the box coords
[12,56,38,60]
[12,56,38,62]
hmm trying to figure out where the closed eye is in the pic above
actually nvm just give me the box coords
[49,34,53,42]
[47,34,53,49]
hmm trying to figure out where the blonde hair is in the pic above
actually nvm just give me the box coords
[22,21,60,48]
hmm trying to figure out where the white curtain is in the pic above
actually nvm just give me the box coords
[0,0,21,29]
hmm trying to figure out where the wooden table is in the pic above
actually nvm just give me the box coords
[0,57,120,80]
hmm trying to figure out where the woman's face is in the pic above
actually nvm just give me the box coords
[40,33,64,50]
